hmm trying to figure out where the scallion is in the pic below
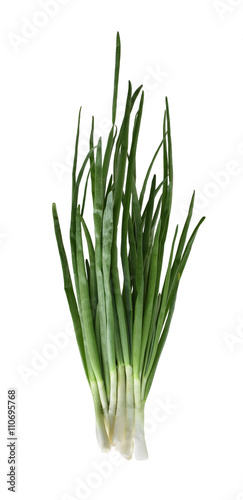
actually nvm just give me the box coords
[52,32,205,460]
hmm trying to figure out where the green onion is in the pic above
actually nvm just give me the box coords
[52,32,205,460]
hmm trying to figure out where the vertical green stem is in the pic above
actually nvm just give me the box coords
[113,364,126,446]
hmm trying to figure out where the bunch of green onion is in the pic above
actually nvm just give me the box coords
[52,33,205,460]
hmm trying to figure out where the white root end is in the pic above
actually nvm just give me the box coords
[118,405,134,459]
[134,405,148,460]
[119,365,134,459]
[134,378,148,460]
[108,369,117,441]
[91,381,111,452]
[95,412,111,452]
[92,374,149,459]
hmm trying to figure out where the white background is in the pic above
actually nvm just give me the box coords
[1,0,243,499]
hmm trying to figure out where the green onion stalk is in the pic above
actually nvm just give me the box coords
[52,32,205,460]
